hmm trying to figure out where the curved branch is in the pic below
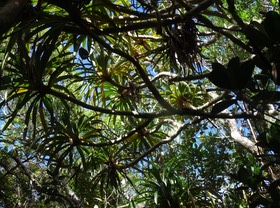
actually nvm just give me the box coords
[48,86,258,120]
[224,118,258,154]
[196,15,253,53]
[196,91,230,111]
[47,87,259,125]
[47,0,215,37]
[48,88,156,118]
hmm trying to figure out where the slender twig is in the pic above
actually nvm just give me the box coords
[79,118,153,147]
[127,31,162,41]
[225,0,271,71]
[118,117,203,169]
[138,72,177,88]
[87,0,215,36]
[196,15,253,53]
[242,101,258,143]
[196,91,229,111]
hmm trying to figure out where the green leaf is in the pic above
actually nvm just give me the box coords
[154,191,158,205]
[24,95,41,136]
[76,145,87,168]
[39,99,48,134]
[2,92,35,131]
[41,27,62,70]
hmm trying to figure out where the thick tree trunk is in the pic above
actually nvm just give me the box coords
[223,118,258,154]
[0,0,28,36]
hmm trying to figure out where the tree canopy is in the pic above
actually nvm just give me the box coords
[0,0,280,207]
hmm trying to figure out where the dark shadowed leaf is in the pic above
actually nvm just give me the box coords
[211,99,236,114]
[237,59,255,89]
[244,25,272,49]
[251,91,280,102]
[227,57,241,90]
[79,47,89,59]
[263,11,280,42]
[209,57,254,90]
[208,62,232,89]
[237,166,251,183]
[227,57,240,74]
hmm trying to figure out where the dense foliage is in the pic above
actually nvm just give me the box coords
[0,0,280,207]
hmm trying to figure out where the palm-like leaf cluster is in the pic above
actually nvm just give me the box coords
[0,0,280,207]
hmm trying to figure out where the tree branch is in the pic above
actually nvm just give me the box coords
[48,86,258,120]
[76,19,176,112]
[119,117,203,169]
[169,72,210,82]
[79,119,153,147]
[48,88,153,118]
[225,118,258,154]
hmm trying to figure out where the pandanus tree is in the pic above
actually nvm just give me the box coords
[0,0,280,207]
